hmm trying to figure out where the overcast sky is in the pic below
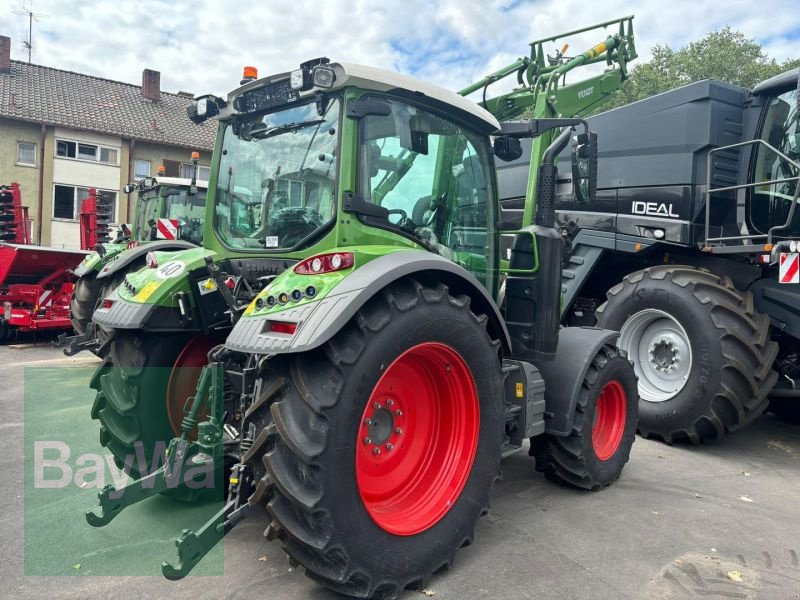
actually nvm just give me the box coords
[2,0,799,100]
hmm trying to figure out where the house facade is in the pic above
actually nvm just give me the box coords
[0,35,216,248]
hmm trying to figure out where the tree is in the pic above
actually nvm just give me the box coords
[594,28,800,113]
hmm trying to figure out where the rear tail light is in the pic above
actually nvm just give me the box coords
[759,254,771,265]
[294,252,354,275]
[102,299,114,309]
[268,321,297,335]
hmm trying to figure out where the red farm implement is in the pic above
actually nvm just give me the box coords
[0,183,90,342]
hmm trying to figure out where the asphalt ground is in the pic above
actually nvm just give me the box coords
[1,342,799,599]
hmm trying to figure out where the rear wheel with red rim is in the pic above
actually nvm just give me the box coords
[356,342,480,535]
[532,343,638,490]
[251,278,505,598]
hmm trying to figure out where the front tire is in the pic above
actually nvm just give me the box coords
[70,273,102,336]
[596,266,778,443]
[531,343,638,490]
[248,278,505,599]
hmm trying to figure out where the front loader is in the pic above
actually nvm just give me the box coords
[85,17,640,598]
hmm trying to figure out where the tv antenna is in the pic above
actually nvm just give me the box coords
[12,2,49,63]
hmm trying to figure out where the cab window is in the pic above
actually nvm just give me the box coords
[749,88,800,235]
[358,97,495,287]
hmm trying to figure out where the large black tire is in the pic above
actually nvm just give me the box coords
[246,278,505,599]
[596,266,778,443]
[531,343,638,490]
[70,272,102,336]
[90,331,205,479]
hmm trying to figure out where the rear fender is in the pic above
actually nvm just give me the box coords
[535,326,621,436]
[96,240,196,279]
[225,250,511,355]
[73,253,103,277]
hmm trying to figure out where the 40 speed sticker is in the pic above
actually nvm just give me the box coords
[155,260,186,279]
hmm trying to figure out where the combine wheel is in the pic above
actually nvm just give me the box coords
[531,343,638,490]
[91,331,222,481]
[69,272,102,336]
[247,278,505,598]
[596,265,778,443]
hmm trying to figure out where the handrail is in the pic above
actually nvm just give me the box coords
[703,139,800,249]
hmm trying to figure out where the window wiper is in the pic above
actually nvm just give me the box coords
[253,119,326,140]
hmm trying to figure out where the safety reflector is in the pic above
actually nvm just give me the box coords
[779,253,799,284]
[268,321,297,335]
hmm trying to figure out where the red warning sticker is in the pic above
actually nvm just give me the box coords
[156,218,179,240]
[779,252,799,284]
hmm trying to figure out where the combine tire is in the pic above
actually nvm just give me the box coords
[247,278,505,598]
[70,273,102,336]
[91,331,222,480]
[596,266,778,443]
[531,343,638,490]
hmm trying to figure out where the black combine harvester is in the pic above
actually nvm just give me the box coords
[500,69,800,442]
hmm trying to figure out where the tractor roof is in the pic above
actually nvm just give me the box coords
[333,62,500,133]
[151,176,209,189]
[227,61,500,134]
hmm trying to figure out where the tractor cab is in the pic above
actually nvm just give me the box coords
[188,59,502,290]
[125,175,209,245]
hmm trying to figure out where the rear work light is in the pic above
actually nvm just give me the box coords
[294,252,354,275]
[268,321,297,335]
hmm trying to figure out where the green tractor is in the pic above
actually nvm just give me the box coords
[86,18,640,598]
[62,163,209,356]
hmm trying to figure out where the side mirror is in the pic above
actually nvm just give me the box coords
[571,132,597,203]
[493,136,523,162]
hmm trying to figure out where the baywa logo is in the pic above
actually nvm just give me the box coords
[33,440,217,496]
[631,201,680,218]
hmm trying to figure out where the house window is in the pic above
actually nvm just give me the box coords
[134,159,150,179]
[100,147,118,164]
[53,184,117,222]
[56,140,76,158]
[17,142,36,166]
[55,138,119,165]
[183,163,210,182]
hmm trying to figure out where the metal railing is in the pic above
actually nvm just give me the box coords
[704,139,800,252]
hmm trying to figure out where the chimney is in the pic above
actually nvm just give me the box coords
[0,36,10,74]
[142,68,160,101]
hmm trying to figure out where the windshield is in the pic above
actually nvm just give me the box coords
[164,187,207,245]
[215,97,340,250]
[133,189,160,241]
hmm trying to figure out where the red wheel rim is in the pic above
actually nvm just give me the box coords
[592,380,627,461]
[355,342,479,536]
[166,335,219,438]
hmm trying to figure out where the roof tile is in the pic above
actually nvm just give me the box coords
[0,60,215,151]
